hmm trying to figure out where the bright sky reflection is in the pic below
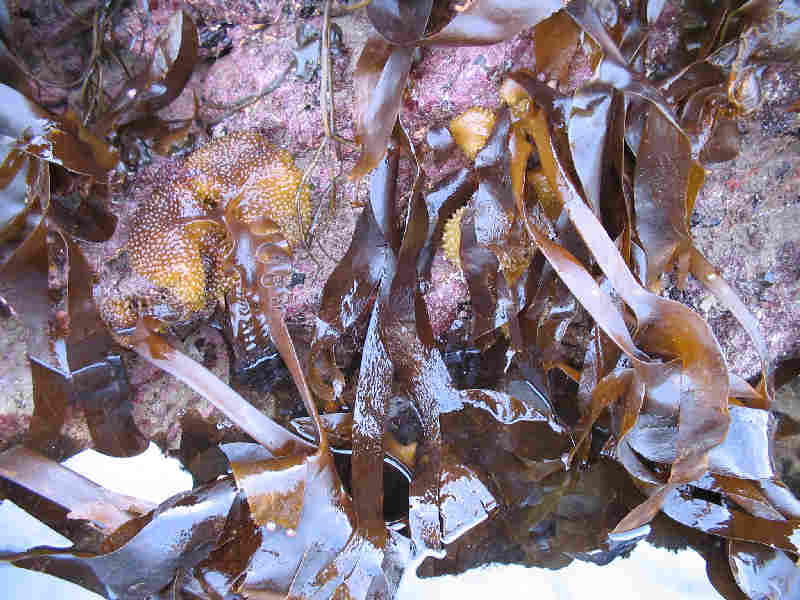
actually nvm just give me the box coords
[3,443,725,599]
[397,543,723,599]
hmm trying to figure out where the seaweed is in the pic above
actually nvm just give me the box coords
[353,0,565,177]
[1,1,799,599]
[0,8,206,460]
[0,67,141,459]
[94,10,199,136]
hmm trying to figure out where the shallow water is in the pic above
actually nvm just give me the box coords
[1,443,725,599]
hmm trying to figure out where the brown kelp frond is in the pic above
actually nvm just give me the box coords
[6,465,238,600]
[2,0,800,598]
[94,10,199,137]
[0,82,118,179]
[0,8,206,461]
[352,0,566,178]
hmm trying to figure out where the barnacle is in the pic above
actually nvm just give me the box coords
[102,131,311,330]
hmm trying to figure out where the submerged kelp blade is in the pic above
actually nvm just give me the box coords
[315,204,387,335]
[445,389,573,472]
[439,448,497,544]
[505,75,733,532]
[0,146,36,240]
[352,284,394,534]
[637,102,771,399]
[533,10,585,86]
[0,220,75,454]
[660,486,800,555]
[387,176,450,562]
[222,444,410,599]
[309,202,387,407]
[633,105,692,290]
[694,473,785,522]
[707,405,776,481]
[138,195,400,597]
[237,449,403,599]
[567,82,614,217]
[190,490,261,596]
[568,367,634,464]
[287,529,402,600]
[459,206,503,339]
[627,403,779,492]
[726,0,800,112]
[65,236,146,458]
[636,102,771,400]
[73,357,146,458]
[230,454,309,531]
[700,539,751,600]
[729,541,800,599]
[1,208,143,457]
[566,0,684,133]
[0,446,152,537]
[132,330,315,457]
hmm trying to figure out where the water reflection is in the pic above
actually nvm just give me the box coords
[0,500,103,600]
[0,441,737,598]
[1,443,192,599]
[63,442,193,504]
[399,544,723,599]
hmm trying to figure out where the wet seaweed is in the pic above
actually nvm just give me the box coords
[1,1,799,599]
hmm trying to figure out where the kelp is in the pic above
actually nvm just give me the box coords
[340,0,793,590]
[2,1,800,599]
[0,8,209,460]
[94,10,199,136]
[557,0,775,401]
[353,0,566,176]
[0,220,146,458]
[0,170,144,460]
[12,475,238,600]
[119,129,416,596]
[0,445,153,541]
[0,74,145,457]
[4,189,393,598]
[352,39,414,178]
[367,0,436,45]
[0,83,117,179]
